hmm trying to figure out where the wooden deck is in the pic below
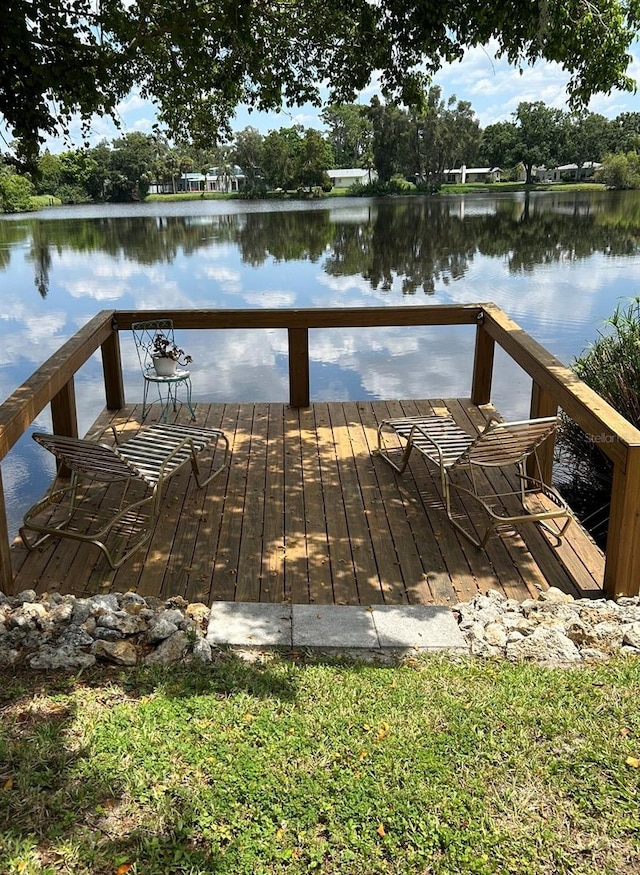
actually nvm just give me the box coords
[10,400,605,605]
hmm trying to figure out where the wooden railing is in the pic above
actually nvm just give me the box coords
[1,304,639,598]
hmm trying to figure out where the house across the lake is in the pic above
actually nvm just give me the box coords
[548,162,602,182]
[441,165,502,184]
[149,166,247,194]
[327,168,377,188]
[517,162,602,183]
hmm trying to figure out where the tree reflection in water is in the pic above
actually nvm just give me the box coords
[0,190,638,299]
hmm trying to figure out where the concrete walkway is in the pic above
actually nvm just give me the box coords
[206,603,467,654]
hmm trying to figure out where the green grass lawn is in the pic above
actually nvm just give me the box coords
[145,182,606,203]
[439,182,606,194]
[145,192,239,202]
[27,195,62,210]
[1,654,638,874]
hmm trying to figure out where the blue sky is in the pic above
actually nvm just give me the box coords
[18,38,640,153]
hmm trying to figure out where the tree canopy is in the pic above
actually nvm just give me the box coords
[2,0,639,167]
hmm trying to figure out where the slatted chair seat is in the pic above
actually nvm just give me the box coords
[20,422,229,569]
[376,414,573,548]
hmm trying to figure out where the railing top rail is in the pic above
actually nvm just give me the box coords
[0,310,115,461]
[3,301,639,466]
[112,305,485,331]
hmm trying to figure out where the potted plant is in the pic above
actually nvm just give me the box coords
[151,332,193,376]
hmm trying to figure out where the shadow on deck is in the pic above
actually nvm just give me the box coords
[10,400,604,606]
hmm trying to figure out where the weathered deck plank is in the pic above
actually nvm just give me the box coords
[9,401,604,605]
[298,406,333,604]
[283,404,310,604]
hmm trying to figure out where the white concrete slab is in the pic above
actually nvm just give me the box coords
[206,602,292,647]
[371,605,467,650]
[205,602,469,654]
[292,605,379,649]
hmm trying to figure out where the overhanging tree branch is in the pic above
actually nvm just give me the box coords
[1,0,638,166]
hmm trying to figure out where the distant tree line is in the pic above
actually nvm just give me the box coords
[1,92,640,211]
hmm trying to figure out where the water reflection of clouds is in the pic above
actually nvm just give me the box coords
[317,273,383,297]
[189,329,289,402]
[431,254,637,361]
[198,264,243,294]
[242,290,297,308]
[0,309,68,367]
[309,326,474,401]
[60,256,143,301]
[118,325,475,406]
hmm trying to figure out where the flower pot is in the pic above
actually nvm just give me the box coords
[153,356,178,377]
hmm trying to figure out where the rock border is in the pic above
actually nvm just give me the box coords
[0,590,213,670]
[1,587,639,670]
[454,587,640,663]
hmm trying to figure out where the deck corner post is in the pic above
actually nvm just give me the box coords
[51,377,78,439]
[101,324,125,410]
[0,467,14,594]
[603,445,640,599]
[51,378,78,478]
[470,320,495,406]
[528,381,558,484]
[288,327,310,408]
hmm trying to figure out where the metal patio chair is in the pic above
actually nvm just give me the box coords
[376,414,573,548]
[20,422,229,569]
[132,319,196,422]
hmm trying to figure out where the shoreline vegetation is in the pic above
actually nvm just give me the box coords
[23,181,608,212]
[144,181,607,203]
[557,298,640,548]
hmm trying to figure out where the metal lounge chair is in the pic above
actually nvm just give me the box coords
[132,319,196,422]
[376,414,572,548]
[20,422,229,569]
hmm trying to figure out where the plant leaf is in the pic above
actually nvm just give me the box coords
[376,722,390,741]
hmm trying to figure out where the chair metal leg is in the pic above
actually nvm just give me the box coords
[145,376,195,423]
[184,376,196,420]
[189,431,230,487]
[141,380,151,422]
[376,421,414,473]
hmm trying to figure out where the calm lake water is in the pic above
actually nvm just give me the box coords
[1,190,639,540]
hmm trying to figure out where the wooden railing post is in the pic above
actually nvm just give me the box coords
[51,378,78,478]
[288,328,310,408]
[470,319,495,405]
[51,378,78,439]
[101,324,125,410]
[528,381,558,484]
[0,467,12,593]
[603,446,640,599]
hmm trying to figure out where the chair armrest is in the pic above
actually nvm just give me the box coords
[86,424,120,445]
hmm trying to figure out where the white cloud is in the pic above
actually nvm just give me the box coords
[432,39,640,126]
[117,89,151,116]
